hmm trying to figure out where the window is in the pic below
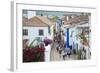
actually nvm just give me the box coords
[39,29,44,36]
[23,29,28,35]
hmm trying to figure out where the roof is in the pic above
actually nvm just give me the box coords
[23,15,89,27]
[63,15,89,25]
[23,16,55,27]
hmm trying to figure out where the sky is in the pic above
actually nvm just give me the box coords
[22,10,87,18]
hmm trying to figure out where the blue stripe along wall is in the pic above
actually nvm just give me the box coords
[66,28,70,49]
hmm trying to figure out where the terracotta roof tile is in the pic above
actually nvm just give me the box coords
[23,16,55,27]
[63,15,89,25]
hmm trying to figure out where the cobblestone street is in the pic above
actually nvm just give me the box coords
[50,42,78,61]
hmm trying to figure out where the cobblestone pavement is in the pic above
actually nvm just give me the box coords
[50,42,78,61]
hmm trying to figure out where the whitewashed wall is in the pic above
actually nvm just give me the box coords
[23,26,50,45]
[69,27,75,46]
[63,23,89,50]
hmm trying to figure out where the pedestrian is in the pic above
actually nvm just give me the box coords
[59,47,62,58]
[67,49,71,58]
[62,50,67,60]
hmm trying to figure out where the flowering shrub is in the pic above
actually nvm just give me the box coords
[37,48,45,52]
[43,38,52,46]
[23,47,45,62]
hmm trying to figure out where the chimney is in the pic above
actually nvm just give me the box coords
[64,16,69,21]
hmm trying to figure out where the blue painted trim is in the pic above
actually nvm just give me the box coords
[66,28,70,48]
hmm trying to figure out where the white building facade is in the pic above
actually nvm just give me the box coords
[23,26,51,45]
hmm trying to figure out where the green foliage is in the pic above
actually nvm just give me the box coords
[53,27,56,34]
[52,16,60,21]
[80,35,87,41]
